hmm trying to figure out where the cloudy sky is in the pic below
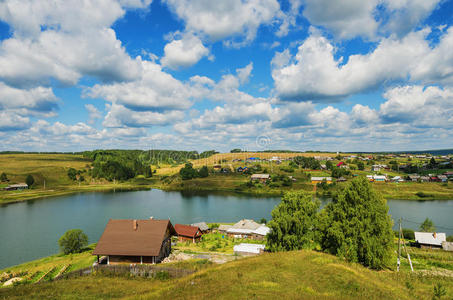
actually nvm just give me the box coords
[0,0,452,152]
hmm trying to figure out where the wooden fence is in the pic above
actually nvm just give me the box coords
[53,264,193,281]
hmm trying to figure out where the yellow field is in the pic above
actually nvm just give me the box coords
[156,152,339,175]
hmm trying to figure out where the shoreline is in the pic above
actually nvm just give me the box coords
[1,180,453,205]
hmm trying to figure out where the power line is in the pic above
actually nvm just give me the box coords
[401,217,453,231]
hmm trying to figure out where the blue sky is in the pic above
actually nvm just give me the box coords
[0,0,452,152]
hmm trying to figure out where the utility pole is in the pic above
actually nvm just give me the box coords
[397,217,402,272]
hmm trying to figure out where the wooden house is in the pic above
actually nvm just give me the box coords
[93,219,175,265]
[174,224,202,243]
[250,174,270,183]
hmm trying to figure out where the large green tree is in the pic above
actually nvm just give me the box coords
[58,229,88,254]
[319,176,393,269]
[267,191,320,252]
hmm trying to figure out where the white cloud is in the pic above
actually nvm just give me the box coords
[380,85,453,128]
[302,0,380,40]
[103,104,185,128]
[236,62,253,84]
[0,111,30,131]
[0,0,146,87]
[85,60,192,111]
[163,0,281,46]
[272,29,430,101]
[300,0,440,40]
[161,32,210,69]
[85,104,102,125]
[382,0,440,37]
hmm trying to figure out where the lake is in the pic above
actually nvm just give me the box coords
[0,189,452,269]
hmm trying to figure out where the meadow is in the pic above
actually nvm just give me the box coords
[1,249,452,299]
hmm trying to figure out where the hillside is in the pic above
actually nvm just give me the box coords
[2,250,452,299]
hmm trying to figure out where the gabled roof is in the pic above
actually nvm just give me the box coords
[93,219,175,256]
[191,222,209,231]
[414,232,446,246]
[232,219,261,230]
[251,174,270,179]
[175,224,201,238]
[233,243,265,254]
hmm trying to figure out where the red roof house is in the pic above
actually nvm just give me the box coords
[174,224,202,243]
[337,161,345,167]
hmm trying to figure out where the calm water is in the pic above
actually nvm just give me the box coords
[0,189,452,269]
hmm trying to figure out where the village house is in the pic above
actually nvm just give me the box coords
[250,174,270,183]
[371,164,388,172]
[437,175,448,182]
[311,177,332,184]
[191,222,210,233]
[218,224,232,234]
[93,219,175,265]
[4,183,28,191]
[414,232,446,249]
[174,224,202,243]
[420,176,430,182]
[408,175,420,182]
[336,177,347,182]
[226,219,270,240]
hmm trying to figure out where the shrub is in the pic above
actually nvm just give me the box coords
[25,174,35,187]
[154,271,170,280]
[402,228,415,240]
[0,172,7,182]
[58,229,88,254]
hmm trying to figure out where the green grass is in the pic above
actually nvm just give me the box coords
[174,232,265,254]
[0,244,97,285]
[2,250,452,299]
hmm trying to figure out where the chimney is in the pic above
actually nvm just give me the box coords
[133,220,138,230]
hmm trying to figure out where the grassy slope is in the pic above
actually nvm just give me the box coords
[0,245,97,284]
[2,250,452,300]
[0,154,156,203]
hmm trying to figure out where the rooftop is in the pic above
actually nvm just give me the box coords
[93,219,175,257]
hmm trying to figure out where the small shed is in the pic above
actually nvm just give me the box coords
[414,232,446,249]
[4,183,28,191]
[233,243,265,256]
[175,224,202,243]
[250,174,270,183]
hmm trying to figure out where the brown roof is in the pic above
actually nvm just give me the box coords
[174,224,201,238]
[93,219,175,256]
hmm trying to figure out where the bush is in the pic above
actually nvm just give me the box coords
[319,177,393,269]
[198,166,209,178]
[25,174,35,187]
[402,228,415,240]
[0,172,7,182]
[447,235,453,242]
[58,229,88,254]
[154,271,170,280]
[67,168,77,181]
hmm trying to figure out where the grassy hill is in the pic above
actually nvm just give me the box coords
[2,250,452,299]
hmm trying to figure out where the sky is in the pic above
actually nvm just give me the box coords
[0,0,453,153]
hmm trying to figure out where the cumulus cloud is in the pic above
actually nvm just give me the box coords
[380,85,453,128]
[161,32,210,69]
[103,103,185,128]
[0,0,146,87]
[300,0,440,40]
[272,28,431,101]
[85,104,102,125]
[85,60,192,112]
[302,0,380,40]
[0,82,58,115]
[163,0,281,46]
[0,111,30,131]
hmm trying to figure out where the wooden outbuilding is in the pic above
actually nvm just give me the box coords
[174,224,202,243]
[93,219,176,265]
